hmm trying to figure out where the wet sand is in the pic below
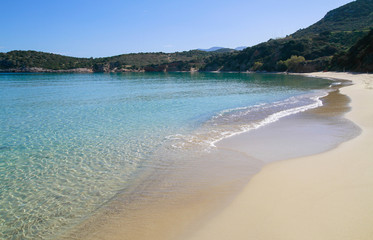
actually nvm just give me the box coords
[186,72,373,240]
[216,89,359,164]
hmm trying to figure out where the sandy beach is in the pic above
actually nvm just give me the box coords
[186,72,373,240]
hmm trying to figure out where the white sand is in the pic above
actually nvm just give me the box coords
[186,72,373,240]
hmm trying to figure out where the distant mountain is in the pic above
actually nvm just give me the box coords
[212,48,236,53]
[235,46,247,51]
[198,47,225,52]
[198,46,246,52]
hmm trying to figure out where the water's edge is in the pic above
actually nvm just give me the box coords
[60,84,360,240]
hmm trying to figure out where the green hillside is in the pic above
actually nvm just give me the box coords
[92,50,214,72]
[293,0,373,37]
[201,30,369,72]
[202,0,373,72]
[0,50,215,72]
[0,51,92,70]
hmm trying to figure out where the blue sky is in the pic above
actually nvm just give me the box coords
[1,0,352,57]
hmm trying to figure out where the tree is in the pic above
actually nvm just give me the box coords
[250,61,263,71]
[277,55,306,72]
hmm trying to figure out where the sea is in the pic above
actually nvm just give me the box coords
[0,72,344,239]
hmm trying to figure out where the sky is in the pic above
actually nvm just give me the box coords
[1,0,353,58]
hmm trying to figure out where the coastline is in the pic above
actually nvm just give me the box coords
[58,72,367,240]
[186,72,373,240]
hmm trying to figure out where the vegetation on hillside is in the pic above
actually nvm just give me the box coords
[0,50,217,72]
[0,51,92,70]
[293,0,373,38]
[201,0,373,73]
[91,50,215,72]
[332,29,373,72]
[200,30,369,72]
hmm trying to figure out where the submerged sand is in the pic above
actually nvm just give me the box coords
[186,72,373,240]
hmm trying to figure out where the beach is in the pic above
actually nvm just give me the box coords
[2,0,373,238]
[1,72,370,239]
[59,72,369,240]
[186,72,373,240]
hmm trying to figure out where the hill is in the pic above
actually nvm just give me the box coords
[0,51,92,71]
[293,0,373,38]
[201,0,373,73]
[92,50,214,72]
[0,50,218,72]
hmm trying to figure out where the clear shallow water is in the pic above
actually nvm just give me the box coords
[0,72,332,239]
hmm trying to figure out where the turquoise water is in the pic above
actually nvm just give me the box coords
[0,72,331,239]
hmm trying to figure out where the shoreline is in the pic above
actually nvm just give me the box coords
[2,69,371,75]
[58,73,364,240]
[186,72,373,240]
[215,89,360,164]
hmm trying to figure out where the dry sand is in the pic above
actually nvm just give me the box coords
[186,72,373,240]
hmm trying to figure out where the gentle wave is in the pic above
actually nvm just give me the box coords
[329,81,342,87]
[165,90,329,149]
